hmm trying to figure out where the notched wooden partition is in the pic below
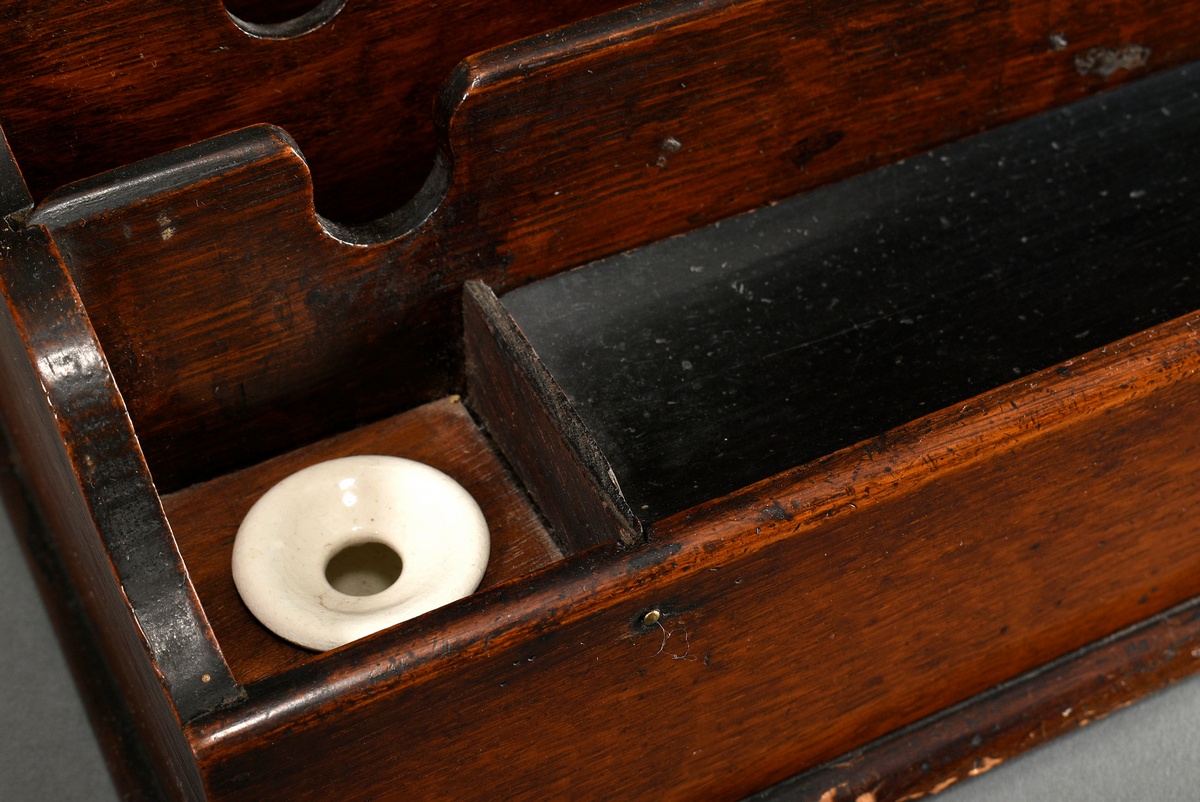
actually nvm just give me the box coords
[27,0,1200,498]
[0,0,636,222]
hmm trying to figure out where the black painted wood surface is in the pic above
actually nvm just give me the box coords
[503,62,1200,523]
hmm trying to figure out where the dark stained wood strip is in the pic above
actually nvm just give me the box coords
[464,281,640,553]
[0,226,233,794]
[0,123,31,222]
[164,396,562,686]
[185,311,1200,800]
[747,597,1200,801]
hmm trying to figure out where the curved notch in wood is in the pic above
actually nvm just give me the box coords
[0,0,635,223]
[225,0,346,39]
[24,1,1200,496]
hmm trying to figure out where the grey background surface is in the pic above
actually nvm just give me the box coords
[3,495,1200,801]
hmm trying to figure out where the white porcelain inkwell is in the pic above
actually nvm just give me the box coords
[232,455,490,651]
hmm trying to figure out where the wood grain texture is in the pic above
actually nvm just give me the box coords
[4,3,1200,797]
[164,396,561,686]
[185,311,1200,800]
[0,226,234,799]
[751,596,1200,801]
[0,0,633,223]
[26,2,1200,495]
[464,281,640,552]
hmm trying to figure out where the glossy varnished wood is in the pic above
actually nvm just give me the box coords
[0,225,237,799]
[185,312,1200,800]
[164,396,560,685]
[0,440,167,801]
[3,3,1200,799]
[0,0,632,223]
[28,1,1200,495]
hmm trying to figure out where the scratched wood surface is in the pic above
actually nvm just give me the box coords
[164,396,561,686]
[28,0,1200,497]
[183,311,1200,800]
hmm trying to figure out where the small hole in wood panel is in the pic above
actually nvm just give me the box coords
[225,0,345,39]
[325,541,403,596]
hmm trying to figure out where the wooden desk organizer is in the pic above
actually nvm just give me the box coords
[2,1,1200,799]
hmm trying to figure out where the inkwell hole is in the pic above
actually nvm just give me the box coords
[325,541,403,596]
[224,0,346,39]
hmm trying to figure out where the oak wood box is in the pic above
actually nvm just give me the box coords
[2,1,1200,800]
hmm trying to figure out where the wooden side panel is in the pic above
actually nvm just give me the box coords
[752,598,1200,800]
[464,281,640,552]
[188,314,1200,801]
[0,227,238,798]
[0,433,171,801]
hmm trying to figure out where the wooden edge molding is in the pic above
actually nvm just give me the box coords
[464,280,641,551]
[184,310,1200,800]
[751,595,1200,801]
[27,126,306,232]
[0,225,240,721]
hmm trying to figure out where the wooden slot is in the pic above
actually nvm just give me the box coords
[497,60,1200,525]
[186,309,1200,800]
[165,396,560,686]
